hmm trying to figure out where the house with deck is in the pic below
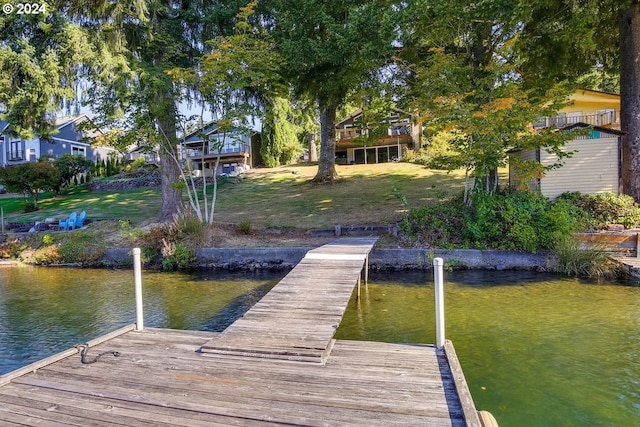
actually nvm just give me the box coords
[335,109,422,165]
[182,122,261,177]
[0,115,117,166]
[509,88,623,199]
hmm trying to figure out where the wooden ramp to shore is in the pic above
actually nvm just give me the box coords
[200,237,378,364]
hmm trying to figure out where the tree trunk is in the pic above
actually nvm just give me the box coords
[308,131,318,162]
[159,148,184,222]
[156,96,184,223]
[620,1,640,201]
[313,102,338,183]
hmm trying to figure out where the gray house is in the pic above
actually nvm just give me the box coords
[183,122,261,177]
[0,115,117,166]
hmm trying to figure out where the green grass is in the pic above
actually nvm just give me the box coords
[214,163,467,229]
[1,187,161,223]
[1,163,469,229]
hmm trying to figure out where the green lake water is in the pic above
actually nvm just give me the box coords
[335,270,640,427]
[1,266,638,426]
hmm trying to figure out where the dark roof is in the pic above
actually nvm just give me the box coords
[183,122,221,143]
[575,87,620,98]
[564,122,625,136]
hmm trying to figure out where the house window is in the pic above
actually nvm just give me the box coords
[28,148,36,161]
[9,141,22,160]
[377,147,389,163]
[222,163,237,175]
[71,146,86,157]
[205,134,245,155]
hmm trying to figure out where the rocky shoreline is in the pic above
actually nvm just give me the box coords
[100,246,551,271]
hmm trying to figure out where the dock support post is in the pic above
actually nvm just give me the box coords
[364,255,369,283]
[433,257,445,350]
[133,247,144,331]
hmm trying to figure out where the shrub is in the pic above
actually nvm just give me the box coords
[552,237,621,278]
[238,219,253,235]
[464,191,587,252]
[29,244,63,264]
[175,214,211,247]
[57,234,106,263]
[400,191,588,253]
[125,157,147,173]
[0,238,28,259]
[27,233,105,264]
[161,242,197,271]
[561,192,640,229]
[23,202,37,212]
[42,234,55,246]
[400,195,468,248]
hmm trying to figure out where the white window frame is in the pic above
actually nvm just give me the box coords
[71,146,87,157]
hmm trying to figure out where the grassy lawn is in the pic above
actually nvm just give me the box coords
[214,163,466,229]
[0,163,467,229]
[0,187,161,223]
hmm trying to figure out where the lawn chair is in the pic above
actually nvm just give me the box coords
[74,210,87,229]
[57,212,77,231]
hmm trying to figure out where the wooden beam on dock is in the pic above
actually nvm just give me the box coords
[200,237,378,363]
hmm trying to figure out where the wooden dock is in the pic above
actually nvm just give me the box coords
[0,238,485,426]
[612,254,640,279]
[200,237,377,364]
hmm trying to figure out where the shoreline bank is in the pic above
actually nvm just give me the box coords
[101,246,551,271]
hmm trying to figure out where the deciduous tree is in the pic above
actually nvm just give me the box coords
[167,0,279,224]
[52,154,94,194]
[400,0,573,201]
[269,0,398,183]
[261,97,302,167]
[0,4,93,138]
[515,0,640,200]
[0,163,60,209]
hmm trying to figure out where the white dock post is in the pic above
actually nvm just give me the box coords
[433,257,445,350]
[133,247,144,331]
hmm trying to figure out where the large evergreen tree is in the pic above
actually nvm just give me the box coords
[261,97,302,167]
[79,0,208,222]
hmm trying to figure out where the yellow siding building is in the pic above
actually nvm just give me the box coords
[510,89,623,199]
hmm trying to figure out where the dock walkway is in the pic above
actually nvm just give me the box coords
[200,237,377,363]
[0,238,483,426]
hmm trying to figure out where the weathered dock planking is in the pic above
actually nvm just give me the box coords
[0,328,476,426]
[0,238,485,426]
[200,237,379,363]
[612,254,640,279]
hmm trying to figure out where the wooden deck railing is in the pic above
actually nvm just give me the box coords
[533,111,617,129]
